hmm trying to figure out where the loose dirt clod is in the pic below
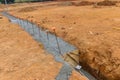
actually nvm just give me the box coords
[0,16,3,19]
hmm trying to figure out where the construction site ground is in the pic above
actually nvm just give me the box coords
[0,0,120,80]
[0,13,86,80]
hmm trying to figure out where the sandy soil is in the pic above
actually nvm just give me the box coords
[1,0,120,80]
[0,14,86,80]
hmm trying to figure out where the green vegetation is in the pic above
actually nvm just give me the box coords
[1,0,52,3]
[15,0,41,3]
[1,0,15,3]
[0,0,2,3]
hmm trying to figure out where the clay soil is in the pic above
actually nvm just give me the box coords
[1,0,120,80]
[0,14,86,80]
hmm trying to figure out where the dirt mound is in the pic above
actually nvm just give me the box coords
[60,1,119,6]
[73,1,95,6]
[59,1,74,6]
[18,6,37,12]
[97,0,117,6]
[59,1,95,6]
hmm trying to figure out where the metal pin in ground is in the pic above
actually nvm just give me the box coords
[52,27,64,57]
[23,19,26,30]
[37,23,41,37]
[45,30,50,46]
[31,20,35,34]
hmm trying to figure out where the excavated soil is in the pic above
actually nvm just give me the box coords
[1,0,120,80]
